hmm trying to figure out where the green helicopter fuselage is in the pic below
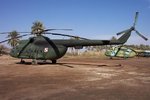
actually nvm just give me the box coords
[10,34,130,61]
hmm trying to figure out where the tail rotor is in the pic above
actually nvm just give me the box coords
[116,12,148,41]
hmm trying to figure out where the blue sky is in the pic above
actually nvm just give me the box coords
[0,0,150,45]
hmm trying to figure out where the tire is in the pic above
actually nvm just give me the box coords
[52,60,57,64]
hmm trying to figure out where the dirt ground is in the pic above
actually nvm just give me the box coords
[0,56,150,100]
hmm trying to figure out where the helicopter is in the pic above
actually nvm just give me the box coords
[0,12,148,64]
[105,46,150,59]
[136,50,150,57]
[105,46,137,59]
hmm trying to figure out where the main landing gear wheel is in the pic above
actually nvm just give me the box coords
[20,59,25,64]
[52,60,57,64]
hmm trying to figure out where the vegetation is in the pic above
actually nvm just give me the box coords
[31,21,45,35]
[0,45,9,55]
[7,31,20,47]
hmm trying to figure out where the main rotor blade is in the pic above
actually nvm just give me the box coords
[16,34,32,38]
[44,29,73,32]
[133,12,139,27]
[134,30,148,41]
[45,32,89,40]
[0,29,72,34]
[0,34,31,44]
[0,32,31,34]
[0,39,9,43]
[116,29,130,35]
[36,29,73,34]
[0,32,10,34]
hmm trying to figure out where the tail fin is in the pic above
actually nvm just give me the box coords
[117,30,132,44]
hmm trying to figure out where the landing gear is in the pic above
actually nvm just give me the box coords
[52,60,57,64]
[20,59,25,64]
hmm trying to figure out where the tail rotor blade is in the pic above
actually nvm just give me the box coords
[135,30,148,41]
[133,12,139,27]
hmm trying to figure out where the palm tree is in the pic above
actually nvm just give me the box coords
[31,21,45,35]
[7,31,20,48]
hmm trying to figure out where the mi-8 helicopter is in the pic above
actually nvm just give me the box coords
[105,45,150,59]
[105,46,137,59]
[0,12,148,64]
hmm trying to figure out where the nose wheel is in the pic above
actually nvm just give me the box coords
[52,60,57,64]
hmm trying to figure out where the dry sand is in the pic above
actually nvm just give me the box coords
[0,56,150,100]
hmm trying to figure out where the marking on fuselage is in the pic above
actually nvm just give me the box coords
[44,48,48,52]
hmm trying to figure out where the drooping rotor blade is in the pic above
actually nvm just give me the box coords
[45,32,89,40]
[17,34,32,38]
[0,32,31,34]
[33,29,73,34]
[17,32,31,33]
[0,39,9,43]
[0,32,10,34]
[0,29,72,34]
[133,12,139,27]
[0,34,31,44]
[116,29,130,35]
[134,30,148,41]
[44,29,73,32]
